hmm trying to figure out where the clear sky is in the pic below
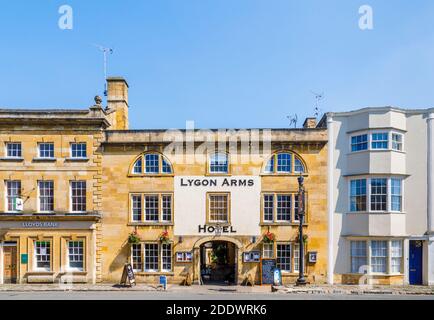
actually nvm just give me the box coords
[1,1,434,129]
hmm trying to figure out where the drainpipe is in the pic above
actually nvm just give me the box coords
[327,115,334,285]
[428,112,434,234]
[427,112,434,285]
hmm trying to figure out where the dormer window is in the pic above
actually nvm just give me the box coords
[131,153,173,175]
[209,153,229,174]
[264,152,306,174]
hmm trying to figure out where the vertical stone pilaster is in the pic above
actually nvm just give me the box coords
[327,115,334,285]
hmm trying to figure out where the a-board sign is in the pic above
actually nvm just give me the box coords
[120,263,136,286]
[260,258,277,285]
[273,268,282,286]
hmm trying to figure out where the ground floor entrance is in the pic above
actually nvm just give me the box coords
[199,241,236,285]
[409,240,423,285]
[2,242,17,284]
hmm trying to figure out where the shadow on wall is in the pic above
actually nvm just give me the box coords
[109,240,130,278]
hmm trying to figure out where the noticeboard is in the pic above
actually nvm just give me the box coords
[260,259,276,285]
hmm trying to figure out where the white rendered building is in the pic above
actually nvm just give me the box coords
[321,107,434,285]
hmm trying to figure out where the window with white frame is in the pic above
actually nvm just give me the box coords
[350,240,403,274]
[350,179,367,212]
[6,142,22,158]
[38,181,54,212]
[264,152,307,174]
[294,157,305,173]
[276,195,291,222]
[263,194,274,222]
[293,244,300,273]
[350,241,367,273]
[131,194,173,223]
[351,134,368,152]
[371,240,387,273]
[38,143,54,159]
[276,153,291,173]
[390,241,403,273]
[71,143,87,159]
[131,153,173,175]
[161,195,172,222]
[131,244,142,271]
[263,193,303,223]
[131,195,142,222]
[161,243,172,272]
[391,179,402,212]
[144,243,159,272]
[350,131,405,152]
[34,241,51,271]
[263,243,274,259]
[391,133,403,151]
[349,177,403,213]
[67,241,84,271]
[370,179,387,211]
[71,181,86,212]
[371,133,389,149]
[6,180,21,212]
[276,244,291,272]
[139,243,173,273]
[209,153,229,174]
[133,158,142,174]
[145,195,159,222]
[145,154,159,173]
[208,193,229,223]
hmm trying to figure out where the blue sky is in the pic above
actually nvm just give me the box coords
[1,0,434,129]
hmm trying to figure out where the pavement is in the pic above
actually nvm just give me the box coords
[0,283,433,297]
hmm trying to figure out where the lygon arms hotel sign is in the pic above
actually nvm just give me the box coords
[174,176,261,236]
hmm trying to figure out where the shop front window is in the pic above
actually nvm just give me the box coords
[68,241,84,271]
[35,241,51,271]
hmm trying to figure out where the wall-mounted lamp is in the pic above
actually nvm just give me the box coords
[251,236,256,244]
[178,236,183,244]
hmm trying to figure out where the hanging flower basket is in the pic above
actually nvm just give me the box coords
[159,231,170,244]
[262,231,275,244]
[128,231,141,244]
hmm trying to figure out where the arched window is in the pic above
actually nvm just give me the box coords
[131,153,173,175]
[209,153,229,174]
[264,152,306,174]
[294,157,305,173]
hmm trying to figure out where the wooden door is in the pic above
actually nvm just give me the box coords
[3,246,17,284]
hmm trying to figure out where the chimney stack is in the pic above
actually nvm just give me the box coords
[303,117,317,129]
[106,77,129,130]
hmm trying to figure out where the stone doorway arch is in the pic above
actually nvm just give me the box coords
[192,236,243,285]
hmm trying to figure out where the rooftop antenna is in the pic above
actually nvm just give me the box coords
[310,90,324,118]
[287,114,298,128]
[93,44,114,96]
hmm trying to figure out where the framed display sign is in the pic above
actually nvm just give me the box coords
[243,251,261,263]
[308,251,318,263]
[176,251,193,263]
[260,258,277,285]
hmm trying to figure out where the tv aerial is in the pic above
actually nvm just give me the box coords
[310,91,324,118]
[287,114,298,128]
[93,44,114,96]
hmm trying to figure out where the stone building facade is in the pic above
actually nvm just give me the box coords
[0,76,328,285]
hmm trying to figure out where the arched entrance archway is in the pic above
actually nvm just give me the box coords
[193,237,243,285]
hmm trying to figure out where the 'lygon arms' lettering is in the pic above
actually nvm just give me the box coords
[180,178,254,187]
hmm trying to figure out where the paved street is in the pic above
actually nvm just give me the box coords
[0,287,433,300]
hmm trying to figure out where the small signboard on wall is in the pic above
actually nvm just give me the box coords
[308,251,318,263]
[243,251,261,263]
[21,254,28,264]
[176,252,193,263]
[260,259,277,285]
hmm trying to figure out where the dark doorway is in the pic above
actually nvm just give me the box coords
[3,244,18,284]
[200,241,236,285]
[409,240,423,285]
